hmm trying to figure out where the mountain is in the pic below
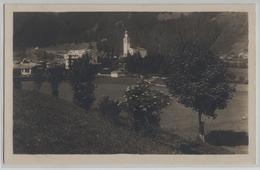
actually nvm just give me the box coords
[210,13,248,57]
[14,12,248,58]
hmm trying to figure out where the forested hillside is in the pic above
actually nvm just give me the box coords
[14,12,248,57]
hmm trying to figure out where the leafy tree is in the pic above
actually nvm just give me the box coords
[47,65,64,97]
[31,66,45,92]
[70,54,97,110]
[124,53,143,74]
[123,80,170,132]
[142,53,164,74]
[13,69,22,89]
[124,53,168,75]
[165,42,235,141]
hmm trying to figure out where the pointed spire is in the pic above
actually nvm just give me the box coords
[124,30,128,38]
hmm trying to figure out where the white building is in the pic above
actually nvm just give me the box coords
[14,58,39,76]
[110,70,125,78]
[63,46,99,70]
[129,47,147,58]
[63,49,86,69]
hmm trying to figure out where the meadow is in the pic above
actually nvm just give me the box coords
[21,77,248,153]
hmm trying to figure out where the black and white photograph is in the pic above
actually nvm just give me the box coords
[3,3,257,166]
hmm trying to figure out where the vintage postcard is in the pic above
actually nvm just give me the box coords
[3,4,256,166]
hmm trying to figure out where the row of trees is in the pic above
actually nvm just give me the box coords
[14,54,98,111]
[13,65,64,97]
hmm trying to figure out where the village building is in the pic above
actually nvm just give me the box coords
[63,49,86,69]
[129,47,148,58]
[13,58,39,76]
[63,42,99,69]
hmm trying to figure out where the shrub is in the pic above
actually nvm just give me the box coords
[70,54,97,110]
[72,82,95,109]
[98,96,121,122]
[123,80,170,132]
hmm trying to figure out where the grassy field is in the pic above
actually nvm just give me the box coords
[13,89,179,154]
[21,77,248,153]
[14,89,233,154]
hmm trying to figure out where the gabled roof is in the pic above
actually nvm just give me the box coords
[14,58,39,69]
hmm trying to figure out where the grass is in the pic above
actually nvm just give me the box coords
[14,89,233,154]
[20,77,248,153]
[14,89,179,154]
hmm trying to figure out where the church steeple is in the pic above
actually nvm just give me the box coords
[123,30,130,57]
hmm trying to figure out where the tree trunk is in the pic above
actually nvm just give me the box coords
[198,111,205,143]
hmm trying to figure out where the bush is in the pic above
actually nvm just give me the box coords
[72,82,95,109]
[123,80,170,132]
[98,96,121,122]
[70,54,97,110]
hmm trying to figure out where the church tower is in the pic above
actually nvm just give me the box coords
[123,30,130,57]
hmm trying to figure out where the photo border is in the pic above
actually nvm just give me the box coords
[3,3,257,166]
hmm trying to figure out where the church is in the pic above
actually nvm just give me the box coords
[123,30,147,58]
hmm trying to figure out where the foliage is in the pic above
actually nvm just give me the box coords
[13,69,22,89]
[165,42,235,118]
[124,53,166,75]
[70,54,97,110]
[142,54,165,74]
[31,66,45,91]
[72,82,95,109]
[98,96,121,122]
[47,65,64,97]
[124,53,143,74]
[123,80,170,131]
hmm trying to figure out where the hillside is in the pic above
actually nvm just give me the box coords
[210,13,248,56]
[14,12,248,59]
[13,89,233,154]
[13,89,178,154]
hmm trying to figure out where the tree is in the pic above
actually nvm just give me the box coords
[165,42,235,141]
[13,69,22,89]
[123,80,170,132]
[31,66,45,92]
[124,53,143,74]
[142,53,164,74]
[47,65,64,97]
[70,54,97,110]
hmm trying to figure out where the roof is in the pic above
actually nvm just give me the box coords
[14,58,39,69]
